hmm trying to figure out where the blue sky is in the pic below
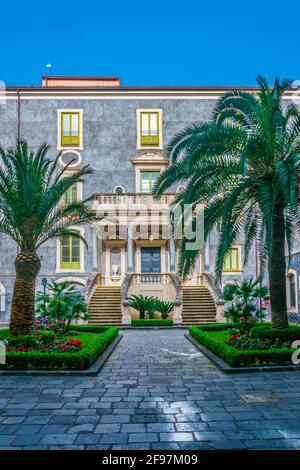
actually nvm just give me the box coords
[2,0,300,87]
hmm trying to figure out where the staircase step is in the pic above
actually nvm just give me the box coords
[88,286,122,326]
[182,286,216,326]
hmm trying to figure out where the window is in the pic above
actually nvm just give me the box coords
[223,247,240,271]
[64,184,78,206]
[289,273,296,308]
[61,112,80,147]
[140,171,160,193]
[114,185,125,194]
[60,232,81,269]
[140,112,160,146]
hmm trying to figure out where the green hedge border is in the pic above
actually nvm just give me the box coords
[189,325,295,367]
[0,325,119,371]
[131,319,173,327]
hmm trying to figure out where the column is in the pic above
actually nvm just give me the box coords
[170,239,176,272]
[127,226,134,273]
[92,228,98,271]
[205,234,210,271]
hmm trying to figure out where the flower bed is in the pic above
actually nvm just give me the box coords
[0,325,118,370]
[131,319,173,327]
[189,324,298,367]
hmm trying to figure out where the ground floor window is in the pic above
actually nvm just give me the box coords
[288,273,296,308]
[223,246,240,271]
[60,233,81,269]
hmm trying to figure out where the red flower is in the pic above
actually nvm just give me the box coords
[17,345,27,352]
[227,333,241,345]
[60,344,67,352]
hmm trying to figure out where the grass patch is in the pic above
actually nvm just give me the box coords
[0,326,119,370]
[131,319,173,327]
[189,325,295,367]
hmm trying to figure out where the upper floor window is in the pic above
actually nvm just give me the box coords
[137,109,162,148]
[140,171,160,193]
[223,246,241,271]
[60,232,81,270]
[64,183,78,206]
[114,185,125,194]
[58,110,83,149]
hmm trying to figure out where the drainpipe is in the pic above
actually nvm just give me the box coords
[17,88,20,140]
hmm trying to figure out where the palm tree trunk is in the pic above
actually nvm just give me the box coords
[269,201,289,328]
[9,252,41,336]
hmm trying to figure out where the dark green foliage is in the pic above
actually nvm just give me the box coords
[0,326,118,370]
[131,319,173,327]
[189,326,295,367]
[250,325,300,342]
[128,295,157,319]
[155,300,174,319]
[36,280,88,329]
[229,335,290,350]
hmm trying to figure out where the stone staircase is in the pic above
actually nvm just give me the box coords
[88,286,122,326]
[182,286,216,325]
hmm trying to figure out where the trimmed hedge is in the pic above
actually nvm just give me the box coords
[250,325,300,342]
[131,319,173,327]
[0,326,119,371]
[189,326,295,367]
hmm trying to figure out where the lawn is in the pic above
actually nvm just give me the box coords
[0,325,119,370]
[189,324,299,367]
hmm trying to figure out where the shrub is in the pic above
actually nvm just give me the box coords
[155,300,174,319]
[131,319,173,327]
[0,326,118,370]
[189,326,295,367]
[127,295,157,320]
[250,325,300,342]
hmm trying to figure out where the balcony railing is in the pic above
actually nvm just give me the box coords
[92,192,176,206]
[132,273,171,285]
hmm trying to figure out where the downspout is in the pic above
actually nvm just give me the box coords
[17,88,20,140]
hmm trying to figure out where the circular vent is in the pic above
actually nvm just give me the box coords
[59,150,82,168]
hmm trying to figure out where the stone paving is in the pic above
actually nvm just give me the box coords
[1,330,300,450]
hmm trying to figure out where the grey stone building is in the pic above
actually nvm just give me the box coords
[0,76,298,324]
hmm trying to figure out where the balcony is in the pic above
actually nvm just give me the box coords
[92,192,177,210]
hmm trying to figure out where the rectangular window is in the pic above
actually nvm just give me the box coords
[63,184,78,206]
[223,247,240,271]
[140,112,160,146]
[140,171,160,193]
[60,233,80,269]
[61,112,80,147]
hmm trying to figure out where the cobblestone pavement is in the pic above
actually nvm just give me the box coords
[1,330,300,450]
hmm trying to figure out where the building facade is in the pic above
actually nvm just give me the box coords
[0,76,298,324]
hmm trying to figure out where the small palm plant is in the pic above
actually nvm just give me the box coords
[155,300,174,319]
[224,278,269,323]
[0,140,94,336]
[36,280,88,332]
[127,295,156,320]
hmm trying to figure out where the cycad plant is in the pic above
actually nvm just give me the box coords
[127,294,156,319]
[0,140,94,335]
[154,76,300,328]
[155,300,174,319]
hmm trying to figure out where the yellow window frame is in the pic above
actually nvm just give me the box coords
[63,184,78,206]
[61,112,80,147]
[140,171,160,193]
[140,112,160,146]
[60,234,80,270]
[223,247,240,271]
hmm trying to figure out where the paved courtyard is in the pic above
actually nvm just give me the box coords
[1,330,300,450]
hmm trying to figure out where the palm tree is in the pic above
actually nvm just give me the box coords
[127,295,156,319]
[154,76,300,328]
[0,140,94,336]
